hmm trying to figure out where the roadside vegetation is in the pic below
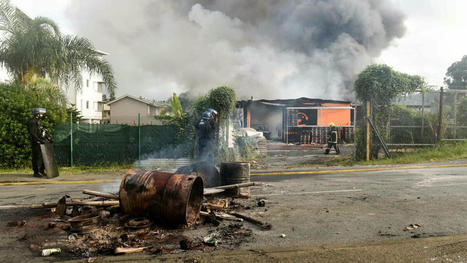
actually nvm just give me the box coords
[328,141,467,166]
[353,64,425,160]
[0,164,132,175]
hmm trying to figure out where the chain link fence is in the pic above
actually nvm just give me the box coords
[383,88,467,146]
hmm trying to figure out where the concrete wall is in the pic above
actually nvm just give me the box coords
[110,97,163,125]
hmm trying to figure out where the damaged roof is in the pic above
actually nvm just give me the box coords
[238,97,351,107]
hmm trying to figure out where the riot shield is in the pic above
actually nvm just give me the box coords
[40,142,59,178]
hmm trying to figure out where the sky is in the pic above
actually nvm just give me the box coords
[5,0,467,98]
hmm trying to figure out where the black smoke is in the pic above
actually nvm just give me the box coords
[67,0,405,100]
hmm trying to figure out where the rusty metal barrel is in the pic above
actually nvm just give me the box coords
[119,169,203,226]
[220,162,250,196]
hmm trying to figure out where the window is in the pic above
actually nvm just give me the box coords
[86,101,89,109]
[97,82,104,92]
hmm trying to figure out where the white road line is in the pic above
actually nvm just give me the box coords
[415,182,467,188]
[0,205,27,209]
[251,189,362,197]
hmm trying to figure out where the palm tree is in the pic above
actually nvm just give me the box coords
[0,0,116,98]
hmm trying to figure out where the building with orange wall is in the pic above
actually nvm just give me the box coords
[236,97,355,144]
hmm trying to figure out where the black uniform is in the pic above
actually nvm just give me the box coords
[325,127,340,154]
[196,110,217,161]
[27,117,46,177]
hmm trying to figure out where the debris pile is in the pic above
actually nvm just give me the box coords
[15,171,268,260]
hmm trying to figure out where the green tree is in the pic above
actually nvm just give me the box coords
[208,86,236,123]
[354,64,425,159]
[0,81,70,168]
[444,55,467,90]
[0,0,117,97]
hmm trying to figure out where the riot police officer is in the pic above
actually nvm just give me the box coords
[27,108,48,177]
[196,108,218,161]
[325,122,340,154]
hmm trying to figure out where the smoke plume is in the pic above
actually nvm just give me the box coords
[67,0,405,100]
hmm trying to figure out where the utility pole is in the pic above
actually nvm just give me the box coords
[437,87,444,142]
[366,101,371,161]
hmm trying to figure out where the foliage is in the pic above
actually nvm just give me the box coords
[234,136,260,161]
[354,64,425,160]
[154,93,195,156]
[389,105,438,144]
[457,97,467,124]
[0,81,69,168]
[444,55,467,90]
[208,86,236,121]
[192,95,211,120]
[359,141,467,165]
[354,64,424,105]
[0,0,116,97]
[170,92,183,119]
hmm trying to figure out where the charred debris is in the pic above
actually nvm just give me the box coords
[14,164,270,259]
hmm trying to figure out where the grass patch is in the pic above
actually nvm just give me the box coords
[334,141,467,166]
[0,164,132,175]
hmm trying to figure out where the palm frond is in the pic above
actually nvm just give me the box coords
[62,35,117,96]
[0,0,31,34]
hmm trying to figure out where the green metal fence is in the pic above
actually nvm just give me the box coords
[52,120,186,166]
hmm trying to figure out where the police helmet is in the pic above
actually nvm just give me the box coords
[202,108,218,119]
[32,108,46,115]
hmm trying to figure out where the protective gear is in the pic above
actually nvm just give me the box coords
[28,111,50,177]
[329,122,335,128]
[202,108,218,119]
[196,108,218,162]
[32,108,46,115]
[324,126,340,155]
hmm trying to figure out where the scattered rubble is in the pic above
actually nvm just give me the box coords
[16,172,266,260]
[405,224,421,231]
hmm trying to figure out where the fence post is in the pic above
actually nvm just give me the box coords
[421,90,425,140]
[70,111,73,167]
[138,113,141,165]
[437,87,444,142]
[453,91,457,139]
[366,101,371,161]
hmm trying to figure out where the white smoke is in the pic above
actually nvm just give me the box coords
[66,0,405,100]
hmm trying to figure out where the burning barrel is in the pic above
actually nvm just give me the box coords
[119,169,203,226]
[220,162,250,196]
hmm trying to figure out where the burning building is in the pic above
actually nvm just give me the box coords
[237,97,355,144]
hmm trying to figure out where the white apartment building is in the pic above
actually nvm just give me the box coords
[63,69,107,124]
[62,51,111,124]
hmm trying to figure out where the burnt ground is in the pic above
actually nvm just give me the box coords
[252,142,353,170]
[0,195,260,262]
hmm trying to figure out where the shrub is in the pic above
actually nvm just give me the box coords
[0,81,69,168]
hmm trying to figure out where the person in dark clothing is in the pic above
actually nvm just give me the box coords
[325,122,340,154]
[28,108,47,177]
[195,108,218,161]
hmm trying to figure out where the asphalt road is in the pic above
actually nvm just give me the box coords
[1,164,467,262]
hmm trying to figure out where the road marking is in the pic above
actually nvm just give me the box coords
[252,189,362,197]
[0,205,27,209]
[0,179,118,187]
[416,182,467,188]
[251,164,467,177]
